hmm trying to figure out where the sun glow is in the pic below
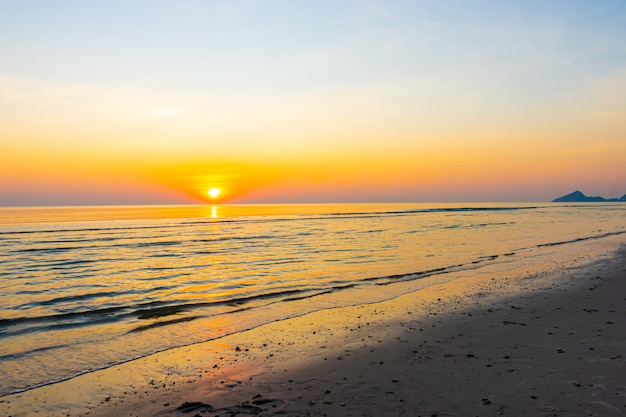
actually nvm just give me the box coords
[208,187,221,199]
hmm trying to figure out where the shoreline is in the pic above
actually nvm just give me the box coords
[2,237,625,416]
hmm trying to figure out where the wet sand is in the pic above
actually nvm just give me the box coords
[2,241,625,417]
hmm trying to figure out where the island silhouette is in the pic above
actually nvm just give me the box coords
[552,190,626,202]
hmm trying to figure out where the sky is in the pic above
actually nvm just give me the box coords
[1,0,625,205]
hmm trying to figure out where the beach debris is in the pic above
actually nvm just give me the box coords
[502,320,527,326]
[175,401,213,413]
[252,398,284,406]
[220,404,263,414]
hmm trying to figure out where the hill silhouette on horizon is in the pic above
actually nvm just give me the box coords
[552,191,626,202]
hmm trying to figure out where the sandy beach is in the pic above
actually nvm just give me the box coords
[2,239,625,417]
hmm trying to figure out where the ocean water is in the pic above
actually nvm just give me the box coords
[0,203,624,396]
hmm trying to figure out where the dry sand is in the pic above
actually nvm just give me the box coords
[2,240,625,417]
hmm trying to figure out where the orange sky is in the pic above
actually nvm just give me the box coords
[1,1,625,205]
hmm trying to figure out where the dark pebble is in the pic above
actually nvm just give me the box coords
[176,401,213,413]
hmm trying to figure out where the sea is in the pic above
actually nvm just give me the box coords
[1,202,625,396]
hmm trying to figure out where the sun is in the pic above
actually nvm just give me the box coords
[207,187,221,199]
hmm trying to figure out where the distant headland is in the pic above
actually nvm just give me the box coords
[552,190,626,202]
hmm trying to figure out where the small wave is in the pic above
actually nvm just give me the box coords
[470,221,515,228]
[0,224,181,236]
[0,343,71,361]
[16,285,175,310]
[193,234,279,244]
[250,258,306,267]
[323,206,538,217]
[148,252,180,258]
[1,313,133,338]
[0,300,169,336]
[48,259,97,267]
[535,231,626,248]
[36,234,160,245]
[14,246,80,254]
[281,290,334,302]
[135,305,189,320]
[127,315,204,333]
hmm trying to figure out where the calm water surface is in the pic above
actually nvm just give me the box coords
[0,203,625,395]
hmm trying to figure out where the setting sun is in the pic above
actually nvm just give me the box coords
[208,187,221,199]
